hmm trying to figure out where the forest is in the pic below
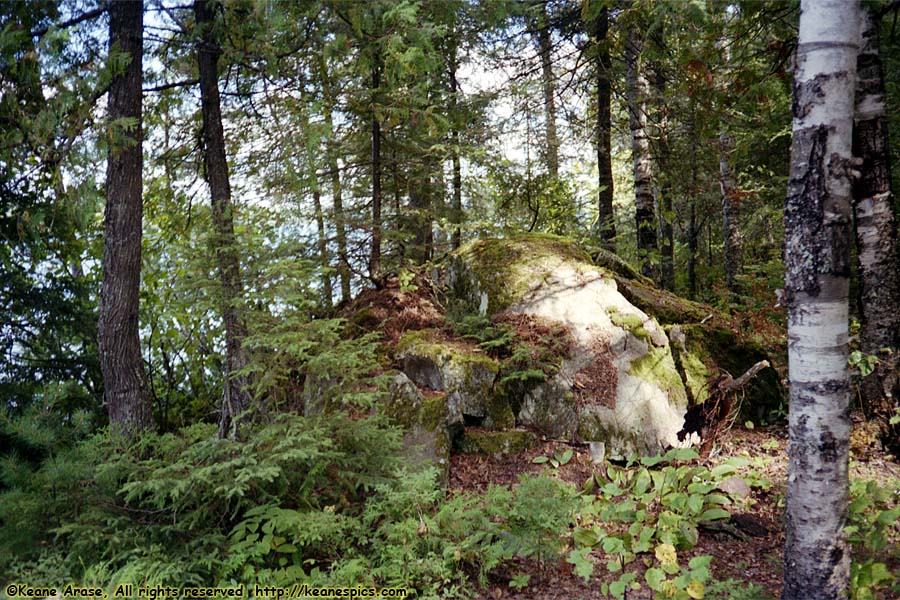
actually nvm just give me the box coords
[1,0,900,598]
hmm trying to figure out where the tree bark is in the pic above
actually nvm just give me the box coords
[311,184,333,308]
[195,0,252,439]
[370,56,383,283]
[535,2,559,179]
[782,1,859,598]
[407,159,434,265]
[319,57,351,303]
[852,6,900,452]
[652,49,674,291]
[449,41,463,250]
[719,133,742,293]
[625,26,657,282]
[99,0,153,435]
[594,6,615,250]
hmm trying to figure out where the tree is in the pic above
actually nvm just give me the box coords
[852,4,900,452]
[99,0,153,435]
[591,4,615,250]
[782,1,859,598]
[625,24,658,282]
[532,1,559,180]
[194,0,252,438]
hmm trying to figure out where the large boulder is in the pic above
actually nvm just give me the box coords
[355,234,783,472]
[436,234,692,455]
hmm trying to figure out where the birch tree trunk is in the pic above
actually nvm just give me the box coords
[99,0,153,435]
[625,26,657,282]
[195,0,252,439]
[782,1,859,598]
[594,6,615,250]
[852,6,900,452]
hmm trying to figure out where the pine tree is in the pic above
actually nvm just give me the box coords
[99,0,153,435]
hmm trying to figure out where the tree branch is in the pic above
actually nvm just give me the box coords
[31,4,107,38]
[143,79,199,93]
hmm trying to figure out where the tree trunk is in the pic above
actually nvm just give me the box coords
[195,0,252,439]
[688,201,697,299]
[782,1,859,598]
[450,42,463,250]
[653,52,674,291]
[625,26,657,282]
[535,3,559,179]
[719,134,742,294]
[370,57,383,283]
[99,0,153,435]
[407,159,433,265]
[311,185,333,308]
[319,57,351,303]
[852,6,900,452]
[594,6,615,250]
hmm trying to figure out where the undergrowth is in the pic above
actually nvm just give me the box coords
[2,418,897,600]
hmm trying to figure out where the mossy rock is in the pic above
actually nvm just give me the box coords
[396,329,514,429]
[438,233,594,316]
[456,429,538,455]
[384,372,451,482]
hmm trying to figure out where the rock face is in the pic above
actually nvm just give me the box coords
[368,234,784,476]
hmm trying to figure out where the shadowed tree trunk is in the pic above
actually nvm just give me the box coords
[652,40,674,291]
[407,158,434,265]
[852,6,900,452]
[719,133,742,293]
[319,56,351,303]
[99,0,153,435]
[311,181,333,307]
[782,1,859,598]
[370,54,383,282]
[594,6,615,250]
[449,40,463,250]
[195,0,252,439]
[625,25,657,282]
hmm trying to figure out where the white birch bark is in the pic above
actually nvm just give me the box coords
[782,1,859,598]
[852,7,900,450]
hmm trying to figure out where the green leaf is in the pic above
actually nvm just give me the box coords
[698,508,730,521]
[532,456,549,464]
[645,567,666,590]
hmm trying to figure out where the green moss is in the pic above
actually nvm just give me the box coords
[677,324,785,419]
[483,388,515,429]
[456,234,595,314]
[590,246,652,284]
[627,346,689,409]
[456,430,537,455]
[614,277,722,326]
[607,310,653,343]
[680,349,711,403]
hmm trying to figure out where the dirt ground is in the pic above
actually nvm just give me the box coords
[448,421,900,600]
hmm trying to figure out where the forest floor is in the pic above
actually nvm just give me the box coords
[449,419,900,600]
